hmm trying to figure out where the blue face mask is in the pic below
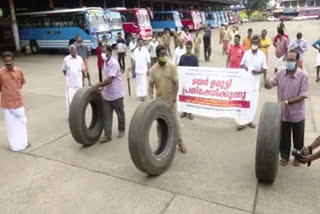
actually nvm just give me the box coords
[286,61,296,71]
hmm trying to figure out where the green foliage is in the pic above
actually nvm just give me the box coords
[247,0,269,11]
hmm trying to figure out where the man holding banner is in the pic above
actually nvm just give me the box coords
[238,35,267,130]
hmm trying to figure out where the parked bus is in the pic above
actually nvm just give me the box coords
[206,11,219,28]
[16,7,111,53]
[151,11,182,34]
[199,11,208,29]
[226,11,235,24]
[179,10,201,31]
[298,7,320,19]
[105,10,124,47]
[111,7,152,43]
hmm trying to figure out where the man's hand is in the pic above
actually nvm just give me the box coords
[90,85,100,92]
[301,154,317,164]
[281,101,287,113]
[251,70,260,75]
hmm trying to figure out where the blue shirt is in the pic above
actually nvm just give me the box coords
[179,54,199,67]
[312,39,320,53]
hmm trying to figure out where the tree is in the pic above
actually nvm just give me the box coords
[247,0,269,10]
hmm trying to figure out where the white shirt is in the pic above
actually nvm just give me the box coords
[173,47,186,65]
[133,46,151,74]
[240,49,267,72]
[148,41,159,58]
[129,41,137,52]
[62,55,84,88]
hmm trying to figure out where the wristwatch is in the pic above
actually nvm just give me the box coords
[284,100,289,105]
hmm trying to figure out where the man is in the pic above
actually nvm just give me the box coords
[193,30,201,60]
[173,38,186,65]
[76,37,91,86]
[242,28,253,51]
[149,45,187,153]
[181,26,192,44]
[312,37,320,82]
[131,38,151,101]
[91,46,125,143]
[273,28,289,74]
[162,29,172,57]
[278,20,286,32]
[226,34,245,69]
[264,50,309,166]
[129,35,138,78]
[0,51,29,151]
[273,27,289,44]
[239,35,267,131]
[173,28,181,48]
[102,35,109,46]
[116,32,126,72]
[179,41,199,120]
[289,32,308,69]
[219,25,232,55]
[95,40,104,82]
[149,35,159,66]
[260,29,271,65]
[62,45,86,115]
[203,29,212,62]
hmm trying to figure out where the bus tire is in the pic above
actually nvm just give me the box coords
[30,41,39,54]
[125,33,132,45]
[255,102,282,184]
[129,99,177,175]
[68,87,105,146]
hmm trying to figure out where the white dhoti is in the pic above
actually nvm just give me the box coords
[136,73,148,97]
[316,52,320,67]
[66,86,81,114]
[4,107,28,151]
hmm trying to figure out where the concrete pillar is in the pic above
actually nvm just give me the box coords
[122,0,125,7]
[79,0,84,7]
[161,2,164,11]
[103,0,107,8]
[137,0,140,8]
[49,0,54,8]
[8,0,21,53]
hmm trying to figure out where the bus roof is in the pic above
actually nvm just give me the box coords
[153,11,179,14]
[298,7,320,11]
[16,7,103,16]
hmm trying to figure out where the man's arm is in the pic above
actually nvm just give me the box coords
[148,81,154,99]
[91,76,115,92]
[226,54,230,68]
[312,41,320,51]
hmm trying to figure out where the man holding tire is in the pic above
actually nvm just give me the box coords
[91,45,125,143]
[148,45,187,153]
[264,50,309,166]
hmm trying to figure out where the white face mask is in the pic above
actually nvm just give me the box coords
[251,45,258,50]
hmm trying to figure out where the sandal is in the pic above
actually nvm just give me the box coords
[280,159,289,166]
[180,112,187,118]
[248,123,256,129]
[237,125,245,131]
[292,159,301,167]
[178,143,187,154]
[187,113,194,120]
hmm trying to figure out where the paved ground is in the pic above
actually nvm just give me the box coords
[0,20,320,214]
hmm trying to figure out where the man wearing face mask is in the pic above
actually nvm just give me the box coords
[91,46,125,143]
[149,45,187,153]
[289,32,308,69]
[264,50,309,166]
[273,28,289,74]
[239,35,267,131]
[148,35,159,66]
[0,51,30,151]
[131,38,151,101]
[62,45,86,115]
[179,41,199,120]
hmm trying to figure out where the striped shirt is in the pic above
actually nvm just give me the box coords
[271,68,309,122]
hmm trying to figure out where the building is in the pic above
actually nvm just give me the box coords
[279,0,316,8]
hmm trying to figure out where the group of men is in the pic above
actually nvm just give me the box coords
[2,21,320,165]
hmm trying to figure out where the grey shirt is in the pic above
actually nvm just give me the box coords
[76,45,89,59]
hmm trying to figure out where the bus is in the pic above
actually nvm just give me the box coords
[16,7,111,53]
[111,7,152,43]
[199,11,208,29]
[298,7,320,19]
[206,11,219,28]
[179,10,201,31]
[151,11,182,34]
[105,10,124,47]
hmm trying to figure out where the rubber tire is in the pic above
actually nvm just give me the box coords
[255,102,282,184]
[129,99,177,175]
[30,41,39,54]
[68,87,105,146]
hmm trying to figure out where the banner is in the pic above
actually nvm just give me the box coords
[177,66,260,125]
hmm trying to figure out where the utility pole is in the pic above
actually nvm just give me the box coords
[79,0,84,7]
[49,0,54,8]
[103,0,107,8]
[8,0,21,53]
[122,0,126,7]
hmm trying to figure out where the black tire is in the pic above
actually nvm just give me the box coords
[129,99,177,175]
[255,102,282,184]
[68,87,105,146]
[30,40,39,54]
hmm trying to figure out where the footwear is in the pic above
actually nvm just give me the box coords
[316,77,320,82]
[177,143,187,154]
[280,158,289,166]
[248,123,256,129]
[187,113,194,120]
[237,125,245,131]
[141,97,146,102]
[117,131,125,139]
[292,158,301,167]
[180,112,187,118]
[100,135,112,143]
[26,142,31,148]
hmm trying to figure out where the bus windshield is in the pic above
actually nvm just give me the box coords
[138,12,151,27]
[87,10,110,33]
[110,12,122,30]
